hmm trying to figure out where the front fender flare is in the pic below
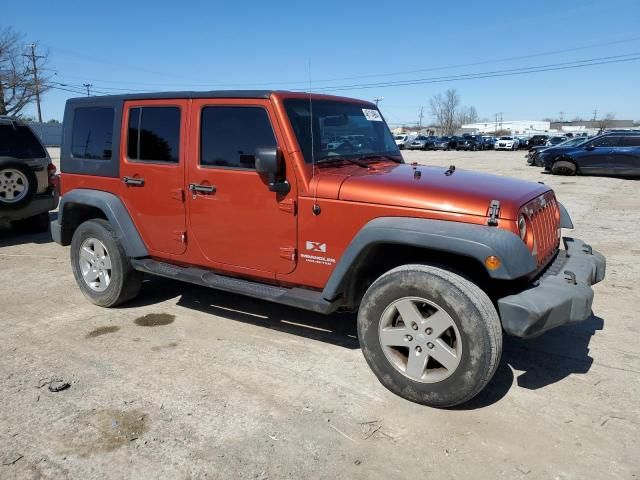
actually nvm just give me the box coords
[321,217,536,301]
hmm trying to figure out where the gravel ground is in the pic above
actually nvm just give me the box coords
[0,148,638,479]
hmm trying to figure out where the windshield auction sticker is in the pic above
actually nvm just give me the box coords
[362,109,383,121]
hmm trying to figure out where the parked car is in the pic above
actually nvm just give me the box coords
[546,136,568,147]
[543,132,640,176]
[406,135,438,151]
[394,134,410,150]
[495,136,520,150]
[52,90,605,408]
[526,136,590,166]
[516,137,530,150]
[481,136,496,150]
[456,135,483,151]
[432,137,452,150]
[529,135,550,147]
[0,116,59,232]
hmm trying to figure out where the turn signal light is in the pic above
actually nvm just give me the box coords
[485,256,502,270]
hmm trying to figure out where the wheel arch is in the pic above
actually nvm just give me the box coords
[53,189,148,258]
[322,217,537,305]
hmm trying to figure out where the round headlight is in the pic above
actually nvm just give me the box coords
[518,214,527,240]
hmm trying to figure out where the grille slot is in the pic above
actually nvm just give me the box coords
[523,193,560,266]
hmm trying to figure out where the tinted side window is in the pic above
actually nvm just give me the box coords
[593,136,622,148]
[0,124,47,159]
[621,136,640,147]
[127,106,180,162]
[71,107,114,159]
[200,107,276,168]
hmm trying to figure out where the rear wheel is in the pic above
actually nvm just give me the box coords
[551,159,577,176]
[357,265,502,407]
[0,160,37,209]
[70,219,143,307]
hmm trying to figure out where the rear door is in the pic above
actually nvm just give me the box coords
[119,100,188,256]
[615,136,640,176]
[186,99,297,276]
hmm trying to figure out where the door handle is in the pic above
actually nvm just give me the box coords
[123,176,145,186]
[188,183,216,194]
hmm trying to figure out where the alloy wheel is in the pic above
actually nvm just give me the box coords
[0,169,28,203]
[78,237,112,292]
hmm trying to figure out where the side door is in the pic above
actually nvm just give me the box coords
[574,136,616,174]
[119,100,188,256]
[186,99,297,276]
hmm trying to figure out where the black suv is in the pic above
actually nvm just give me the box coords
[0,117,59,232]
[543,132,640,176]
[529,135,549,147]
[456,135,483,151]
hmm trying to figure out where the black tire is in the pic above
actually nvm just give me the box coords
[0,159,37,209]
[11,211,50,233]
[70,219,143,307]
[357,264,502,408]
[551,159,577,176]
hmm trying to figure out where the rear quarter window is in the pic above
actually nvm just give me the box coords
[71,107,114,159]
[0,124,47,159]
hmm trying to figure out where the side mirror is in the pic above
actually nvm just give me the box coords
[584,144,595,151]
[255,147,290,194]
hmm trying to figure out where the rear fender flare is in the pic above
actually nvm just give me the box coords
[55,189,148,258]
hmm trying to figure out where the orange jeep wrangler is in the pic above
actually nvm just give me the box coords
[51,91,605,407]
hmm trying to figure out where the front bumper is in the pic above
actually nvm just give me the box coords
[498,237,606,338]
[0,190,59,221]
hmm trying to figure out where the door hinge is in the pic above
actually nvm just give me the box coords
[171,188,185,202]
[278,199,297,215]
[173,231,187,243]
[279,246,296,261]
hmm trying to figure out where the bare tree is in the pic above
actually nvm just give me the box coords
[0,26,50,117]
[430,89,460,136]
[457,105,478,126]
[597,112,616,132]
[430,89,480,135]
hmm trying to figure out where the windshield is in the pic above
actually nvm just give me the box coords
[394,135,406,140]
[0,124,47,159]
[284,99,400,163]
[557,137,588,147]
[499,136,513,140]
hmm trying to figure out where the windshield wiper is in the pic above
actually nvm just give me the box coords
[355,154,402,164]
[315,156,369,168]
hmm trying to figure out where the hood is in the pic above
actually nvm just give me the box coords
[312,162,550,220]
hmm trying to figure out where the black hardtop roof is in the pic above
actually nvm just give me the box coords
[66,90,276,104]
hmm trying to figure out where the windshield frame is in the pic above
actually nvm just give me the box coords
[282,98,402,165]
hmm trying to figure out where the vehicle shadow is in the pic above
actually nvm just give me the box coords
[0,212,56,247]
[124,275,360,349]
[124,276,604,406]
[457,314,604,409]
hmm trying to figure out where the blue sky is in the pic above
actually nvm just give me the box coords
[6,0,640,124]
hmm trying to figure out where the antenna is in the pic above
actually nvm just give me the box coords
[309,60,320,215]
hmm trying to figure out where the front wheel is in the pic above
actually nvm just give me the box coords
[70,219,143,307]
[551,159,577,175]
[357,265,502,407]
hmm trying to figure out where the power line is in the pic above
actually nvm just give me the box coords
[46,35,640,89]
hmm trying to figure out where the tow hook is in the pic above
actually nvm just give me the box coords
[487,200,500,226]
[564,270,577,285]
[444,165,456,176]
[582,244,593,255]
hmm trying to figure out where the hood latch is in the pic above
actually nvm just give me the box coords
[487,200,500,226]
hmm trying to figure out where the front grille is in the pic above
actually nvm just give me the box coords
[522,192,560,266]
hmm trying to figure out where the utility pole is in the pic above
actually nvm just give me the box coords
[83,83,93,97]
[494,113,498,134]
[23,44,44,122]
[373,96,383,107]
[559,111,564,122]
[418,106,424,129]
[592,109,598,121]
[499,112,503,134]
